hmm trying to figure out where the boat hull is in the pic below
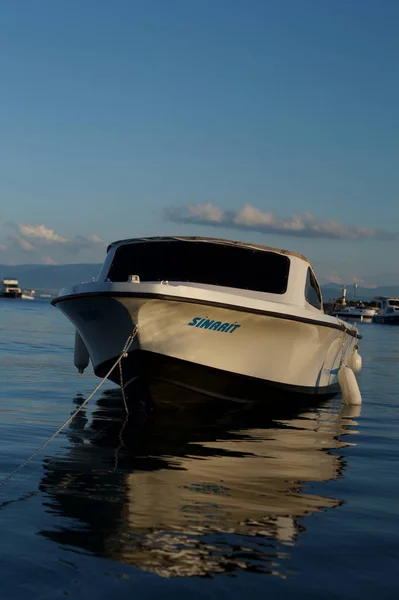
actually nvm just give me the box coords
[0,291,22,298]
[373,314,399,325]
[53,292,359,399]
[96,349,341,399]
[331,309,375,321]
[332,314,373,322]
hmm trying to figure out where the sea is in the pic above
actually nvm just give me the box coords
[0,298,398,599]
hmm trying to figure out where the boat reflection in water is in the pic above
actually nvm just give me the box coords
[39,384,361,578]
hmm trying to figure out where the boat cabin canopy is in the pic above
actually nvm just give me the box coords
[3,278,19,286]
[373,297,399,309]
[100,237,322,309]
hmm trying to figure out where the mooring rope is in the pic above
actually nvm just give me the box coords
[339,328,356,368]
[0,326,138,490]
[112,357,131,470]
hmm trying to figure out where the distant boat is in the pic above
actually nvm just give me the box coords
[331,305,376,322]
[329,284,375,321]
[372,297,399,325]
[21,289,36,301]
[1,278,22,298]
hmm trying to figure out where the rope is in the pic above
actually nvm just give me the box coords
[339,327,356,368]
[0,326,138,490]
[119,360,130,421]
[339,331,346,367]
[113,356,131,470]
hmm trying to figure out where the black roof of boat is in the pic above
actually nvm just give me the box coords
[106,236,310,263]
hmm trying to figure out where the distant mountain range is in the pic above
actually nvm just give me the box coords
[0,263,102,295]
[1,263,399,300]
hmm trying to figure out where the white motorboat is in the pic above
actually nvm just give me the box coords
[21,288,36,300]
[52,236,362,400]
[329,284,375,321]
[0,278,22,298]
[331,305,376,322]
[372,296,399,325]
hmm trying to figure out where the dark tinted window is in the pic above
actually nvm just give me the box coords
[305,268,322,309]
[107,241,290,294]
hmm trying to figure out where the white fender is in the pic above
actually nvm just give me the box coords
[74,331,90,374]
[347,348,362,375]
[338,366,362,405]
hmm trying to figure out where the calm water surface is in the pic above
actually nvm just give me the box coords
[0,299,398,599]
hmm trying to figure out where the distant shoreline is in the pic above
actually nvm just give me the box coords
[1,263,398,301]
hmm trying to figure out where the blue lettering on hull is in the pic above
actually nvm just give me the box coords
[187,317,241,333]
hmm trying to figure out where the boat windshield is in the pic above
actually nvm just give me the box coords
[388,300,399,307]
[107,241,290,294]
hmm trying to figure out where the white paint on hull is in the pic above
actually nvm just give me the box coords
[55,291,358,393]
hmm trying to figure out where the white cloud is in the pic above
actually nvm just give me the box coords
[69,234,105,253]
[352,277,379,289]
[186,202,224,223]
[87,235,103,244]
[18,224,68,244]
[3,222,106,263]
[165,203,396,241]
[43,255,57,265]
[18,238,36,252]
[233,205,274,227]
[325,274,344,285]
[322,274,379,289]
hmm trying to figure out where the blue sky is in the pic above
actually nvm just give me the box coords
[0,0,398,285]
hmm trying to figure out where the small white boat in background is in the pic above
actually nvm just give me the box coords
[331,305,376,322]
[330,284,375,322]
[52,236,362,401]
[21,289,36,301]
[0,278,22,298]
